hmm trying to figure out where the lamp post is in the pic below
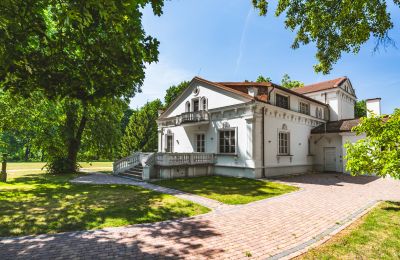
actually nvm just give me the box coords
[1,153,7,182]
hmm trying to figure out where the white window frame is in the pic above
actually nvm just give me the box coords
[201,97,208,111]
[299,101,310,115]
[218,128,237,155]
[278,131,290,155]
[191,98,200,112]
[165,134,174,153]
[195,133,206,153]
[185,101,190,113]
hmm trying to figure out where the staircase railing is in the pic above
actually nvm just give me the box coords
[113,152,141,174]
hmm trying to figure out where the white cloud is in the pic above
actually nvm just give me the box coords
[130,57,193,108]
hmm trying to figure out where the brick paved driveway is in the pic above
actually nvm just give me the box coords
[1,174,399,259]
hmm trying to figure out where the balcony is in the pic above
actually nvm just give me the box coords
[175,110,209,126]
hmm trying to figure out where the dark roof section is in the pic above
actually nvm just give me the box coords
[218,81,328,107]
[366,97,382,101]
[293,77,347,95]
[311,118,360,134]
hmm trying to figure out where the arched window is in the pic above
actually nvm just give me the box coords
[201,97,208,110]
[185,101,190,112]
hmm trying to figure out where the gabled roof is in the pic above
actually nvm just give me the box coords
[218,81,328,106]
[293,77,347,95]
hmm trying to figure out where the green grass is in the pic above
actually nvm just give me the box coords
[7,161,112,170]
[0,170,210,237]
[298,201,400,259]
[153,176,299,205]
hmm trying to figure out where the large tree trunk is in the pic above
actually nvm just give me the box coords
[64,101,88,173]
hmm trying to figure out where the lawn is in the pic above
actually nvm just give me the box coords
[0,169,209,237]
[153,176,298,205]
[7,161,113,171]
[297,201,400,259]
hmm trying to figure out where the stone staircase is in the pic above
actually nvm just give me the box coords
[118,164,144,181]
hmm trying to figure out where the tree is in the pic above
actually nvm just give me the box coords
[0,1,164,172]
[355,100,367,118]
[344,109,400,179]
[164,81,190,108]
[255,74,303,89]
[281,74,304,89]
[120,99,163,157]
[256,75,272,83]
[252,0,397,74]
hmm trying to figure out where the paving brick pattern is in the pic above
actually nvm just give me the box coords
[1,174,400,259]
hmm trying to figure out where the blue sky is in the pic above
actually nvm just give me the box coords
[131,0,400,114]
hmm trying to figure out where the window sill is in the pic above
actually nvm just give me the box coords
[307,154,315,156]
[216,153,238,156]
[276,154,293,157]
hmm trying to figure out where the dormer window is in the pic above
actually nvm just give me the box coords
[201,97,208,110]
[185,101,190,112]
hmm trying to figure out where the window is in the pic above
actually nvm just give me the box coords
[278,132,290,155]
[166,135,173,152]
[315,107,323,119]
[196,134,205,152]
[193,99,199,112]
[299,102,310,115]
[276,94,289,109]
[185,101,190,112]
[201,97,208,110]
[219,129,236,154]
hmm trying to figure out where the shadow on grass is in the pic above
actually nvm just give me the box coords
[382,201,400,212]
[0,173,209,238]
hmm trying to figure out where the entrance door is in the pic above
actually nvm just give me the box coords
[166,135,173,153]
[324,147,336,172]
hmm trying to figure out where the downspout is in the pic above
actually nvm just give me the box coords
[262,106,266,178]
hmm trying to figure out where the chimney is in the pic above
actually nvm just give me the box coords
[248,86,258,97]
[157,109,164,116]
[366,98,381,117]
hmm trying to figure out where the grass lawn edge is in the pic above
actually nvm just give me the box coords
[290,200,381,259]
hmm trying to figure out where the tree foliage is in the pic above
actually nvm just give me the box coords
[355,100,367,118]
[164,81,190,108]
[120,99,163,156]
[256,74,303,89]
[281,73,304,89]
[345,109,400,179]
[252,0,397,74]
[0,0,164,172]
[256,75,272,83]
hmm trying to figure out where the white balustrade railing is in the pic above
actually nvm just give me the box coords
[156,153,214,166]
[113,152,141,174]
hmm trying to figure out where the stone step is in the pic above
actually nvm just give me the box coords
[119,172,143,181]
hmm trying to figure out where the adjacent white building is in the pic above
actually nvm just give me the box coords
[114,76,381,180]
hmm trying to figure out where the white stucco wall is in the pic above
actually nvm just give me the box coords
[341,132,366,173]
[311,133,343,172]
[162,81,248,118]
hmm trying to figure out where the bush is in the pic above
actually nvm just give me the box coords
[45,157,80,174]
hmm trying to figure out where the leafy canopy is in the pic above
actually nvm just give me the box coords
[345,109,400,179]
[0,0,163,101]
[256,73,304,89]
[120,99,163,156]
[164,81,190,108]
[252,0,397,74]
[355,100,367,118]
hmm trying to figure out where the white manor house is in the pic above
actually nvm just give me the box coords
[113,76,381,180]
